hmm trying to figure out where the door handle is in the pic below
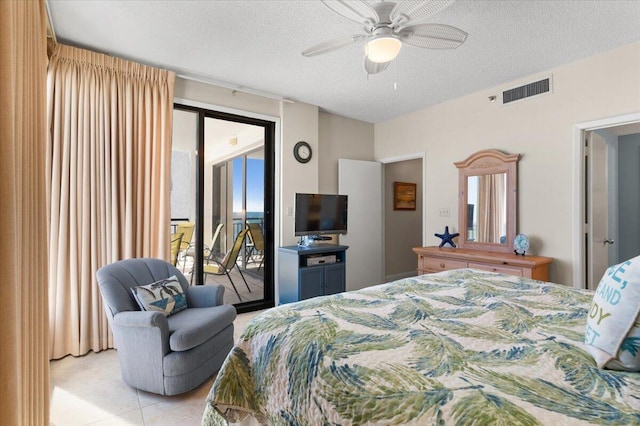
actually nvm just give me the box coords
[604,239,615,245]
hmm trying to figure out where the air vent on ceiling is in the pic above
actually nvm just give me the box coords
[502,76,552,104]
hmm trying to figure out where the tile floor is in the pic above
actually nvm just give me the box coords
[50,310,263,425]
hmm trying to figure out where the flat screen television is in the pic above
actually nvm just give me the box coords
[295,193,348,237]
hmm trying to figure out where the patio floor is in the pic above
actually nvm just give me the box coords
[179,253,265,305]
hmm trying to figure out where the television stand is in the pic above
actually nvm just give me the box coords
[278,244,348,304]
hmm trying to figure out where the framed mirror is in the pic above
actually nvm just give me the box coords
[454,150,519,253]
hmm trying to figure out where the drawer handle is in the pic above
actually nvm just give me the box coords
[440,263,445,268]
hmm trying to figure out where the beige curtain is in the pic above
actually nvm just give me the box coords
[47,44,175,359]
[477,174,506,243]
[0,0,50,424]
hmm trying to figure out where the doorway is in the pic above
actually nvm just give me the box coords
[383,158,424,282]
[575,115,640,289]
[338,154,425,289]
[172,103,275,312]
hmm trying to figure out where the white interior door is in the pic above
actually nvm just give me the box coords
[339,159,383,291]
[587,131,611,290]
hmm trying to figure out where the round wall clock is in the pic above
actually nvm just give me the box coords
[514,233,530,256]
[293,141,312,163]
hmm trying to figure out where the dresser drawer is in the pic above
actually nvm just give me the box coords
[468,262,523,276]
[414,247,552,281]
[421,256,467,272]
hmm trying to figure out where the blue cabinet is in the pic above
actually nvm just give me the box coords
[278,245,348,304]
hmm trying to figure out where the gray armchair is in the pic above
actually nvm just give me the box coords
[96,258,236,395]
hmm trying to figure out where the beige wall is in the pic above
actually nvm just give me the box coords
[318,111,375,193]
[385,159,422,281]
[175,78,280,117]
[280,101,320,245]
[374,42,640,285]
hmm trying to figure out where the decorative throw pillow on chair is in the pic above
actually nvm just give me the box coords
[131,275,187,316]
[585,255,640,370]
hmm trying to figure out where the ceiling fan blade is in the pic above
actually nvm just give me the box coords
[390,0,455,26]
[321,0,379,25]
[302,34,367,57]
[398,24,467,49]
[363,56,391,75]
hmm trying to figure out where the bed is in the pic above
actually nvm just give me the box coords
[202,269,640,425]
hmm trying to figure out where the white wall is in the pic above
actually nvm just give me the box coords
[374,42,640,285]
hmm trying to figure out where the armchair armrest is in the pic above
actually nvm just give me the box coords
[114,310,169,329]
[111,311,171,392]
[186,284,225,307]
[113,311,170,354]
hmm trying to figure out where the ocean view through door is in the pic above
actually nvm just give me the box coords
[172,104,275,312]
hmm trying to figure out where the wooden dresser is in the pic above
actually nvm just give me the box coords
[412,246,553,282]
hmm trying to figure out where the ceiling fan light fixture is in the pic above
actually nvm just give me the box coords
[365,36,402,63]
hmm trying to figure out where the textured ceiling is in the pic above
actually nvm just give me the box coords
[47,0,640,123]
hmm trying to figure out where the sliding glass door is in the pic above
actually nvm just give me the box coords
[172,104,274,312]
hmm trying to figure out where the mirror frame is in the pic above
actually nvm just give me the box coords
[454,149,519,253]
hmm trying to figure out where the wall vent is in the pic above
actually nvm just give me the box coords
[502,76,552,104]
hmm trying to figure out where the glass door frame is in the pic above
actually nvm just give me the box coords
[174,102,275,313]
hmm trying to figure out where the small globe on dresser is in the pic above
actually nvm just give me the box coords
[514,233,530,256]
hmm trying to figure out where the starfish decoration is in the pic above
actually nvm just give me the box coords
[435,226,459,248]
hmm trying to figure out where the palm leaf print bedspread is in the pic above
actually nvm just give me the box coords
[203,269,640,425]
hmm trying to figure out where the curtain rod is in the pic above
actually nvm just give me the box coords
[177,72,294,104]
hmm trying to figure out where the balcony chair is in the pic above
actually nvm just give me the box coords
[175,222,195,271]
[203,228,252,301]
[188,223,224,285]
[96,258,236,395]
[246,222,265,272]
[170,232,183,267]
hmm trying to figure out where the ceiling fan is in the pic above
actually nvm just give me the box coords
[301,0,468,74]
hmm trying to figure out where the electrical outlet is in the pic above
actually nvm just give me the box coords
[439,208,450,217]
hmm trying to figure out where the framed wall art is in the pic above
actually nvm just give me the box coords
[393,181,416,210]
